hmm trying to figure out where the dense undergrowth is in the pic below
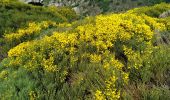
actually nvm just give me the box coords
[0,1,170,100]
[0,0,77,60]
[0,0,77,37]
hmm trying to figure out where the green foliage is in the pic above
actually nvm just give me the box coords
[142,86,170,100]
[54,6,78,22]
[122,45,170,100]
[0,0,77,37]
[128,3,170,17]
[0,58,34,99]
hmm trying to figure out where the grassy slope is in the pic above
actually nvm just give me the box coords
[0,0,77,37]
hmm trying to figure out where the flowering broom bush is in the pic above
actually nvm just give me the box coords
[4,21,57,48]
[0,9,167,99]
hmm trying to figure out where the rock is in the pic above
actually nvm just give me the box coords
[159,10,170,18]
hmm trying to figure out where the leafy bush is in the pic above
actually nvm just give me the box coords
[55,6,78,22]
[123,45,170,100]
[4,21,57,48]
[128,3,170,17]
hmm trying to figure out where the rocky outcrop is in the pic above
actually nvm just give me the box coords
[19,0,43,3]
[159,10,170,18]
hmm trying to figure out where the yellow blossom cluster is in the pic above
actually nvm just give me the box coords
[6,12,165,99]
[8,42,32,57]
[95,90,105,100]
[104,75,120,99]
[42,56,58,72]
[90,54,102,63]
[95,73,121,100]
[103,56,123,70]
[4,21,57,45]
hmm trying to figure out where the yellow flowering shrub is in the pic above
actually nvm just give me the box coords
[95,90,105,100]
[6,12,166,99]
[90,54,102,63]
[4,21,57,47]
[42,55,58,72]
[104,75,120,99]
[8,42,32,57]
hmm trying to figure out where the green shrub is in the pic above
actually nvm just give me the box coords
[128,3,170,17]
[124,45,170,99]
[55,6,78,22]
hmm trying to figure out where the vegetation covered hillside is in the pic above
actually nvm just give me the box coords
[0,0,170,100]
[0,0,77,36]
[0,0,77,60]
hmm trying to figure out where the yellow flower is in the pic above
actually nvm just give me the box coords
[90,54,102,63]
[4,21,57,44]
[122,72,129,84]
[95,90,105,100]
[42,56,57,72]
[8,42,32,57]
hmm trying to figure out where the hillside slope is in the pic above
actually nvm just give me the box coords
[0,2,170,100]
[0,0,77,61]
[0,0,77,37]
